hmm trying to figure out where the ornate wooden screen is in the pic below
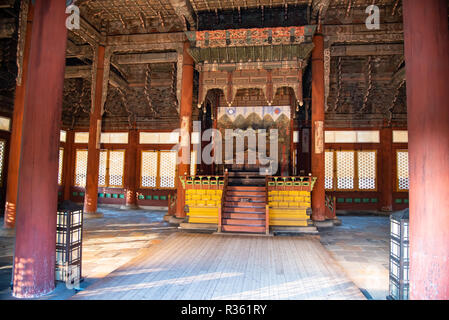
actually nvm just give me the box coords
[325,150,378,191]
[397,150,409,191]
[141,151,158,188]
[108,151,125,187]
[74,149,88,187]
[325,150,334,190]
[98,150,107,187]
[141,150,177,189]
[159,151,177,188]
[357,151,377,190]
[58,148,64,186]
[336,151,355,190]
[0,139,5,187]
[190,150,197,176]
[97,150,125,188]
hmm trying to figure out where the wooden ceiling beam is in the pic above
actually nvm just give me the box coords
[310,0,331,23]
[168,0,197,30]
[64,65,128,89]
[113,52,178,65]
[331,44,404,56]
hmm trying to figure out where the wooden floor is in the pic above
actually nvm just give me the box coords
[72,233,365,300]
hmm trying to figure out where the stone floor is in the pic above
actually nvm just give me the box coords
[318,216,390,300]
[0,208,390,300]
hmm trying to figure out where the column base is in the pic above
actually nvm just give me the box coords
[120,204,139,210]
[0,226,15,237]
[83,211,104,219]
[167,216,187,225]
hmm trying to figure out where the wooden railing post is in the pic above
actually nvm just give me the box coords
[218,170,228,233]
[265,176,270,235]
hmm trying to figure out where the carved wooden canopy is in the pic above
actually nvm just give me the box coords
[188,26,316,108]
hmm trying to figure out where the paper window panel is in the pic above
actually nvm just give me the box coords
[74,150,88,187]
[397,151,409,190]
[60,130,66,143]
[0,117,10,131]
[58,148,64,185]
[74,132,89,144]
[393,131,408,143]
[141,151,158,187]
[108,151,125,187]
[336,151,355,190]
[358,151,376,190]
[98,150,107,186]
[159,151,177,188]
[325,151,334,190]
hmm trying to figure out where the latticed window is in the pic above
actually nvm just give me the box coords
[141,150,177,189]
[325,150,378,191]
[98,150,107,187]
[336,151,355,190]
[190,150,197,176]
[325,151,334,190]
[58,148,64,185]
[141,151,158,188]
[97,150,125,188]
[358,151,376,190]
[159,151,177,188]
[0,139,6,187]
[397,150,409,191]
[74,149,88,187]
[109,151,125,187]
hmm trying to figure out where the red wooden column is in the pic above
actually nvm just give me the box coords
[12,0,68,298]
[403,0,449,300]
[123,129,138,209]
[311,32,326,221]
[380,126,393,212]
[63,130,75,201]
[175,41,194,219]
[3,4,34,230]
[83,46,106,218]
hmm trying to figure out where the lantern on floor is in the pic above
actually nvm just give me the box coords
[387,209,409,300]
[55,201,84,286]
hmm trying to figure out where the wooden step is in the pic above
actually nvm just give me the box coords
[227,186,266,191]
[225,196,266,202]
[223,206,265,213]
[223,218,265,226]
[222,225,266,233]
[224,201,265,208]
[222,212,266,220]
[227,191,265,197]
